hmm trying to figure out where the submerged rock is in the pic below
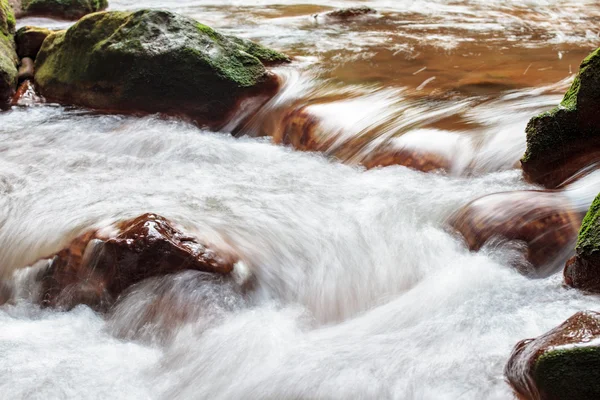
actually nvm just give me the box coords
[34,10,289,128]
[20,0,108,20]
[362,146,450,172]
[564,193,600,291]
[108,270,247,344]
[15,26,52,59]
[521,47,600,188]
[450,190,580,276]
[321,7,377,20]
[505,311,600,400]
[38,213,236,311]
[0,0,18,105]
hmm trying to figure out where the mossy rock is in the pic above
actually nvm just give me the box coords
[15,26,53,59]
[563,193,600,292]
[0,0,18,105]
[521,47,600,188]
[21,0,108,20]
[577,193,600,258]
[34,10,290,127]
[506,311,600,400]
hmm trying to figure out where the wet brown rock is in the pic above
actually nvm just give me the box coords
[272,105,370,161]
[505,311,600,400]
[17,56,33,81]
[15,26,53,59]
[277,107,329,152]
[39,213,236,311]
[564,254,600,292]
[362,146,451,172]
[10,79,43,106]
[322,7,377,20]
[449,191,581,276]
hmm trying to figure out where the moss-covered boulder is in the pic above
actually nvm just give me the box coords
[564,193,600,291]
[505,311,600,400]
[20,0,108,20]
[15,26,52,59]
[521,48,600,188]
[34,10,289,127]
[0,0,18,105]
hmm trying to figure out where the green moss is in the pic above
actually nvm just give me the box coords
[577,194,600,257]
[227,34,290,65]
[0,0,15,36]
[34,10,285,122]
[0,0,17,104]
[521,47,600,165]
[196,23,219,42]
[534,345,600,400]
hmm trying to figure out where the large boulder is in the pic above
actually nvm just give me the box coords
[521,48,600,188]
[0,0,18,105]
[20,0,108,20]
[15,26,52,59]
[37,213,237,311]
[564,193,600,291]
[34,10,289,128]
[449,190,581,276]
[505,311,600,400]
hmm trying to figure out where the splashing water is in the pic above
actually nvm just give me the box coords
[3,0,600,399]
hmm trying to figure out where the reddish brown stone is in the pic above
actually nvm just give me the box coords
[523,150,600,189]
[10,80,44,106]
[564,253,600,292]
[505,311,600,400]
[362,146,451,172]
[39,213,236,311]
[322,7,377,20]
[450,191,581,275]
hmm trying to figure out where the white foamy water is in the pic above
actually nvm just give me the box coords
[3,0,600,399]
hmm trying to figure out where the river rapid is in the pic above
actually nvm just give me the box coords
[2,1,600,399]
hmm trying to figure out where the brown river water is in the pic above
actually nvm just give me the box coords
[1,1,600,399]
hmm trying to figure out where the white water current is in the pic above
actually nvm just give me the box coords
[3,1,600,399]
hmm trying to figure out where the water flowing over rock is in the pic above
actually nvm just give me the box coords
[449,190,581,276]
[321,7,377,20]
[521,47,600,188]
[34,10,289,128]
[0,0,18,105]
[37,213,236,311]
[15,26,52,59]
[10,79,43,105]
[362,146,450,172]
[107,270,247,344]
[505,311,600,400]
[564,193,600,292]
[19,0,108,20]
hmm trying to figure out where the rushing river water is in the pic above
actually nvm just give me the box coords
[2,1,600,399]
